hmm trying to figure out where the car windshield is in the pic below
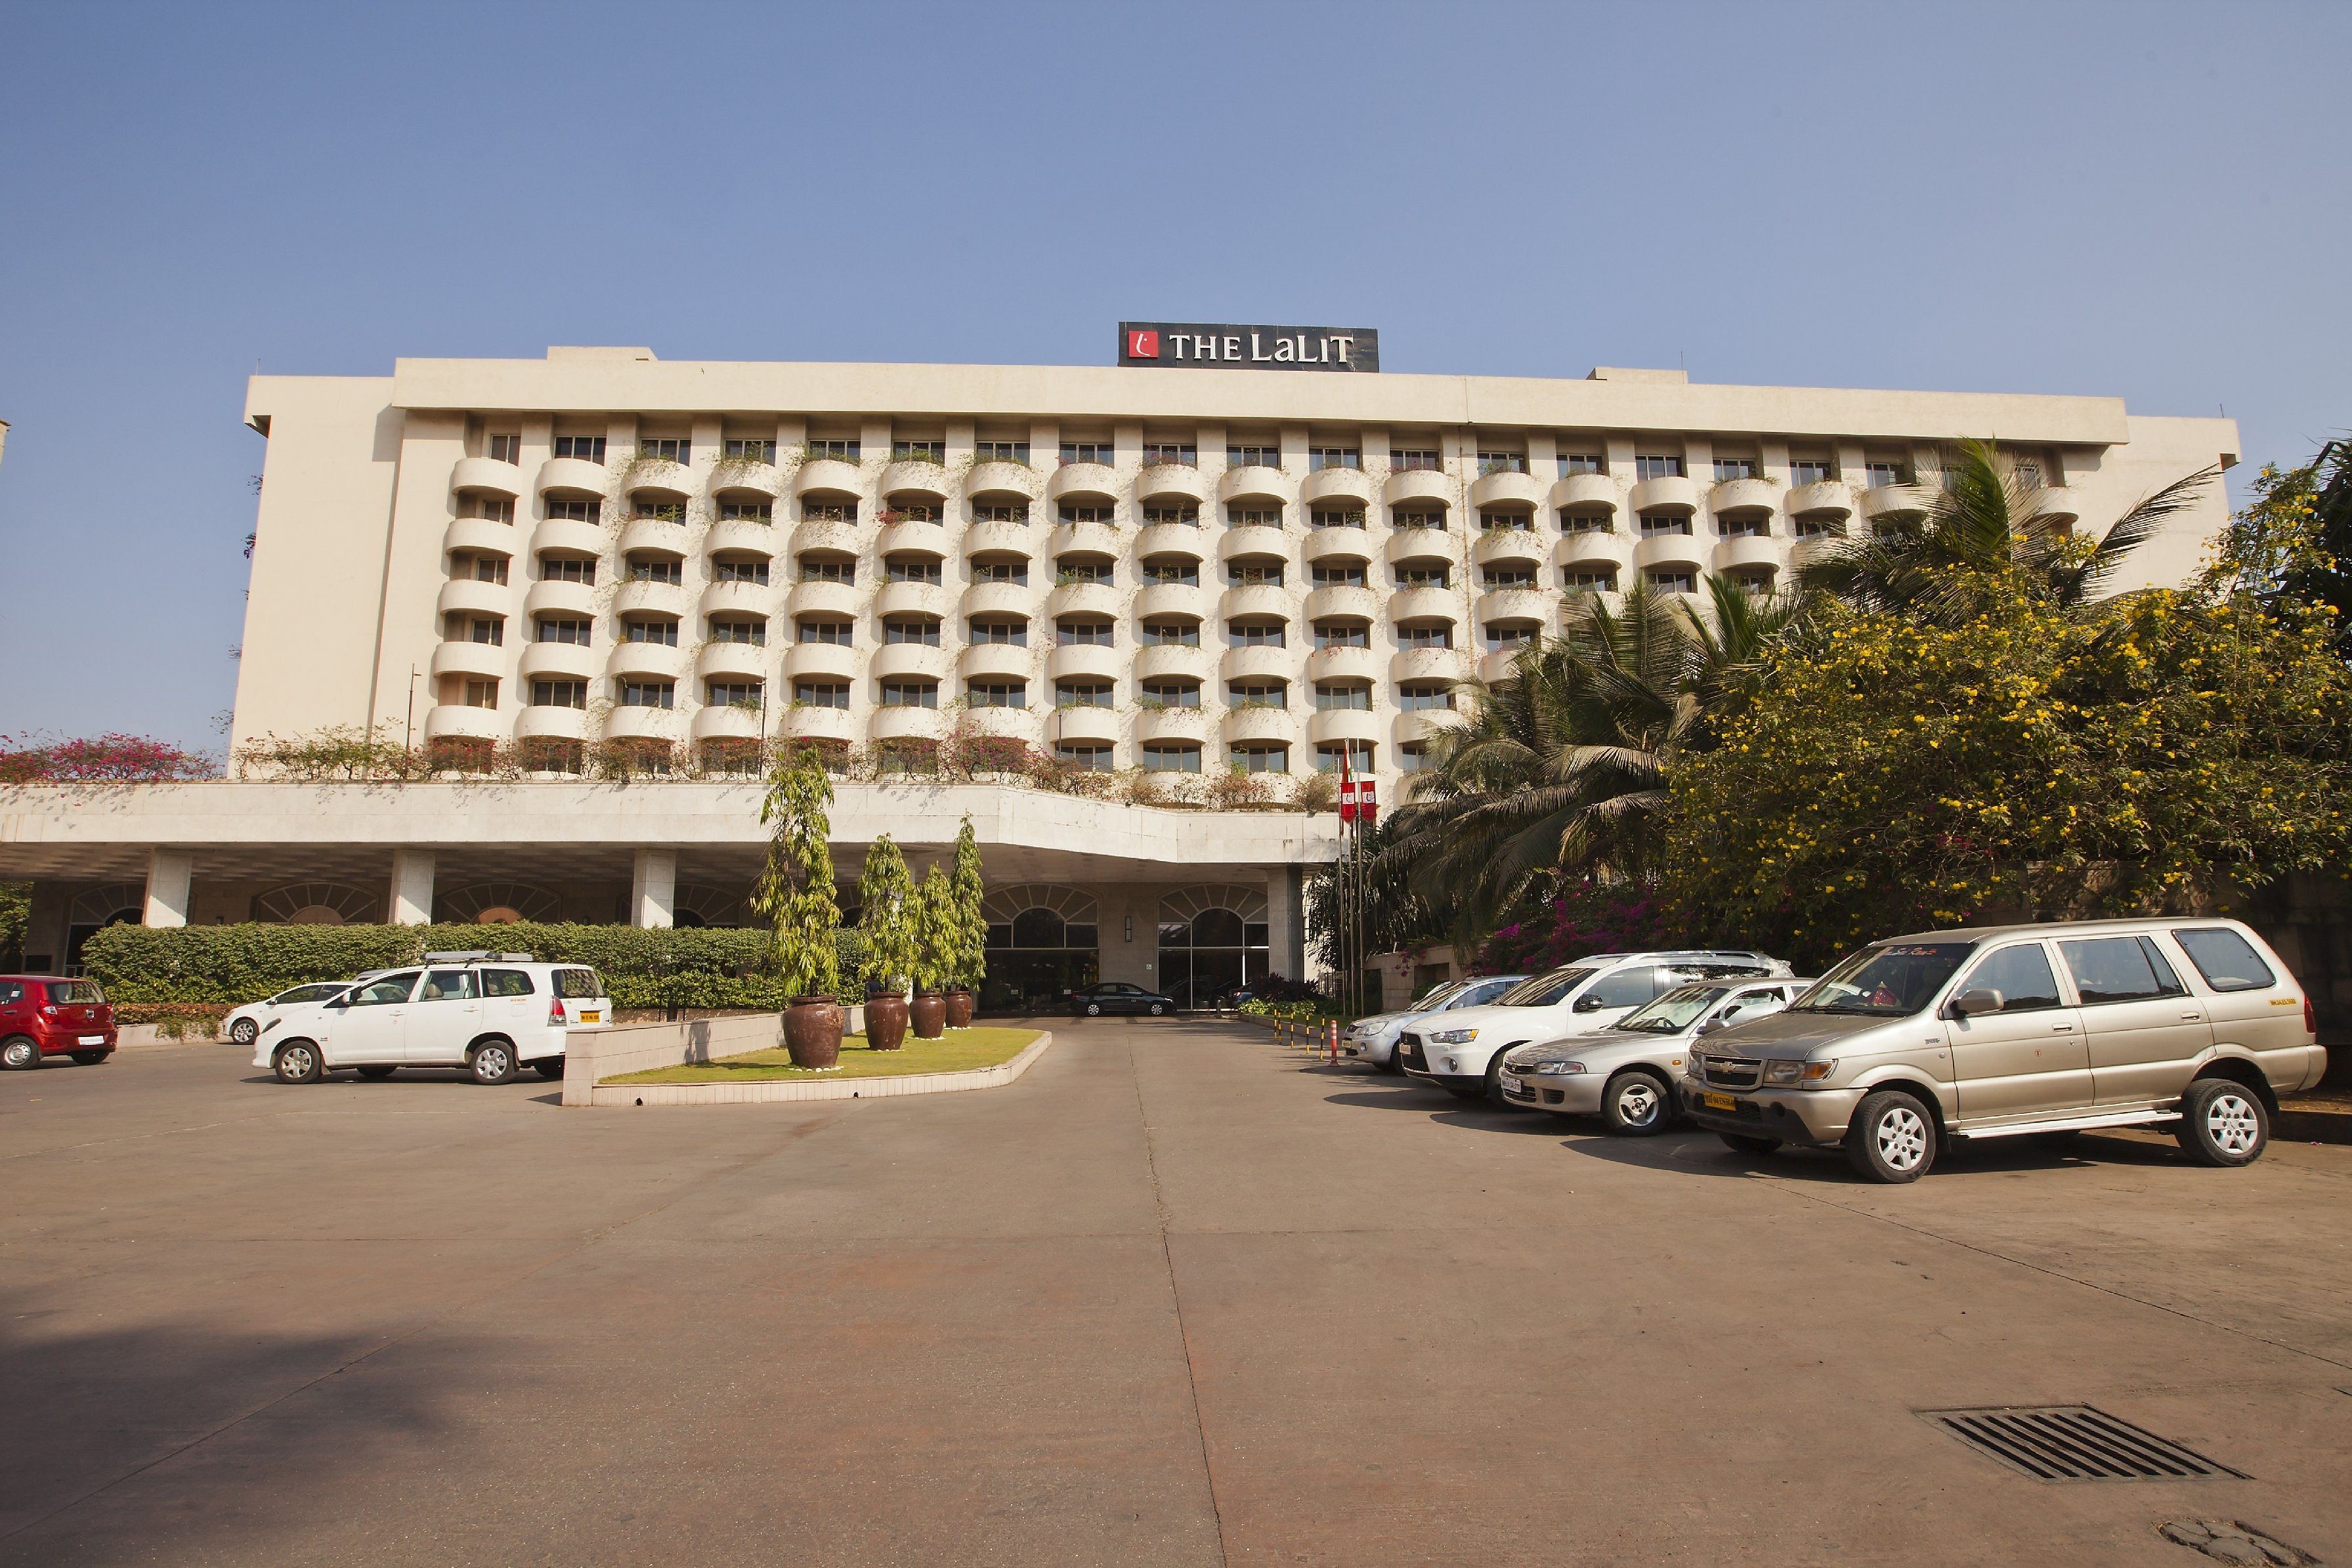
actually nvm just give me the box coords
[277,983,342,1004]
[1409,980,1468,1010]
[1792,943,1976,1015]
[1615,985,1728,1033]
[1495,967,1597,1007]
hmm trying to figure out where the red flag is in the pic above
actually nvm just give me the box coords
[1338,757,1357,822]
[1359,775,1378,824]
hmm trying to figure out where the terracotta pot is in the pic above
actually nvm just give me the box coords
[782,995,843,1070]
[910,990,947,1040]
[865,990,909,1051]
[943,988,975,1028]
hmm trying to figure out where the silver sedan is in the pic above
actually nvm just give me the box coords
[1499,979,1808,1134]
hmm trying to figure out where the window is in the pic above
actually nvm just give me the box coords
[486,433,521,463]
[1793,515,1844,540]
[1140,679,1200,708]
[1634,454,1684,480]
[1646,571,1697,594]
[1484,623,1538,651]
[886,557,943,585]
[2170,928,2275,992]
[717,500,772,522]
[1308,446,1361,471]
[1057,618,1113,646]
[1058,440,1113,467]
[1398,623,1453,649]
[1399,742,1432,773]
[2059,937,2187,1004]
[1310,507,1366,530]
[553,434,605,462]
[1560,510,1614,534]
[1717,513,1768,539]
[884,618,941,646]
[1864,460,1906,489]
[481,969,535,998]
[712,559,769,585]
[891,438,945,463]
[626,556,683,585]
[880,679,938,708]
[966,680,1026,708]
[972,559,1027,585]
[1143,441,1196,466]
[802,500,858,523]
[1143,743,1202,773]
[2015,460,2045,490]
[463,496,515,522]
[1058,503,1115,525]
[1315,740,1374,773]
[1314,683,1371,711]
[623,619,679,646]
[1142,558,1199,586]
[349,972,419,1006]
[708,618,765,645]
[448,615,502,646]
[1393,509,1446,530]
[632,500,685,523]
[1956,943,2063,1012]
[1394,564,1449,587]
[1398,683,1453,711]
[724,438,776,462]
[421,968,475,1005]
[798,619,853,645]
[1227,561,1283,586]
[969,618,1027,646]
[1228,681,1287,710]
[1562,568,1617,593]
[974,501,1030,524]
[1481,566,1536,588]
[807,438,860,462]
[1057,743,1114,770]
[1476,450,1528,475]
[1637,512,1691,538]
[794,680,849,708]
[1392,448,1441,471]
[1230,744,1289,773]
[639,438,689,463]
[799,557,855,583]
[1791,459,1833,485]
[1228,444,1280,468]
[618,680,674,708]
[1056,558,1112,584]
[1226,620,1285,648]
[545,498,601,523]
[1312,562,1366,587]
[1141,619,1199,647]
[1056,679,1114,708]
[1478,509,1533,532]
[706,681,761,708]
[1226,505,1282,528]
[453,552,508,585]
[536,617,591,645]
[1714,458,1759,482]
[1557,452,1603,477]
[1583,966,1659,1009]
[1142,505,1199,526]
[531,679,586,709]
[973,440,1027,464]
[1313,620,1371,650]
[541,555,595,584]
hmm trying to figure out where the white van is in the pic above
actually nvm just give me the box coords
[255,953,610,1086]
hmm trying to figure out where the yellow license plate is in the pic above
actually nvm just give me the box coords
[579,1010,599,1023]
[1703,1091,1736,1112]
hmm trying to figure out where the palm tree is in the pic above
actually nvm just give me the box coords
[1797,437,2212,624]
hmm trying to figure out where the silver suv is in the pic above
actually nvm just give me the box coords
[1680,918,2324,1183]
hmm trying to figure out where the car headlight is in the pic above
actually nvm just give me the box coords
[1764,1059,1837,1086]
[1535,1060,1586,1076]
[1430,1027,1477,1044]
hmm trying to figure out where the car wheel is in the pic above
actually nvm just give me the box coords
[1604,1070,1672,1136]
[273,1040,322,1084]
[1085,1003,1103,1017]
[229,1018,259,1046]
[354,1065,396,1080]
[469,1040,518,1086]
[1847,1089,1937,1183]
[535,1057,565,1080]
[71,1051,110,1066]
[1719,1132,1780,1155]
[1,1036,41,1071]
[1483,1055,1513,1106]
[2176,1078,2269,1167]
[1147,1002,1165,1016]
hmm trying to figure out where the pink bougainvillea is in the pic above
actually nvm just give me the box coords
[0,733,221,783]
[1472,883,1673,975]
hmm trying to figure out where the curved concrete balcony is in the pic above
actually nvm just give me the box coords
[1478,587,1554,625]
[424,704,505,742]
[514,704,589,742]
[786,579,860,621]
[704,517,777,558]
[1220,645,1295,685]
[519,641,599,683]
[692,703,765,742]
[436,578,512,619]
[531,517,608,559]
[698,580,773,619]
[1550,473,1619,513]
[444,515,519,560]
[962,518,1035,559]
[1390,646,1471,685]
[1384,469,1455,509]
[1046,580,1122,620]
[1299,466,1374,509]
[1304,584,1379,623]
[1392,710,1455,747]
[1302,526,1371,565]
[1135,520,1207,560]
[523,579,595,619]
[958,642,1033,683]
[1786,479,1852,519]
[697,639,771,684]
[1630,475,1700,515]
[1047,643,1123,685]
[603,705,683,744]
[870,642,953,683]
[1136,463,1208,505]
[1385,528,1463,566]
[1858,484,1930,524]
[1133,706,1210,746]
[1480,648,1535,683]
[1218,523,1291,562]
[782,704,857,745]
[1219,583,1292,623]
[613,580,693,621]
[959,582,1039,622]
[788,517,861,558]
[880,459,951,501]
[621,460,693,500]
[1556,530,1633,568]
[1050,517,1125,559]
[1134,643,1211,683]
[1472,527,1546,568]
[707,460,781,499]
[1222,706,1297,744]
[1633,535,1705,573]
[1789,534,1849,572]
[966,459,1040,500]
[607,640,689,683]
[450,456,524,499]
[1711,477,1782,519]
[1387,585,1459,623]
[784,642,859,683]
[959,704,1037,744]
[1470,470,1546,511]
[429,639,508,681]
[1306,644,1382,685]
[1046,462,1120,505]
[794,457,867,499]
[620,516,693,558]
[1046,703,1121,747]
[873,582,949,624]
[2023,484,2081,529]
[536,457,607,498]
[1712,536,1782,573]
[1134,582,1208,623]
[1218,464,1291,504]
[877,518,950,560]
[1308,708,1381,746]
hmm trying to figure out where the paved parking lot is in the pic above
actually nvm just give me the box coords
[3,1018,2348,1566]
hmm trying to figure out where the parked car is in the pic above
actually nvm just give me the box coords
[1399,950,1791,1103]
[223,982,355,1047]
[0,976,118,1069]
[1342,974,1527,1071]
[1500,978,1807,1132]
[1068,982,1177,1017]
[1680,918,2326,1183]
[255,956,610,1085]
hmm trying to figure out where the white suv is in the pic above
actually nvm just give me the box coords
[256,954,610,1086]
[1399,950,1791,1103]
[1341,974,1526,1071]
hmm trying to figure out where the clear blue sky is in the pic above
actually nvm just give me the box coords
[2,1,2345,752]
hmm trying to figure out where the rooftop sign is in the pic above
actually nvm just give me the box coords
[1119,322,1379,373]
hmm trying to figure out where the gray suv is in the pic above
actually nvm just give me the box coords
[1680,918,2323,1183]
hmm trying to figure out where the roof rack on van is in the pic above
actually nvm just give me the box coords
[423,950,535,964]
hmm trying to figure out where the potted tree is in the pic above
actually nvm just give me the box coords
[857,834,916,1051]
[909,864,955,1039]
[945,814,985,1027]
[751,748,844,1069]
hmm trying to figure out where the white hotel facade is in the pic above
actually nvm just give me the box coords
[0,341,2239,1004]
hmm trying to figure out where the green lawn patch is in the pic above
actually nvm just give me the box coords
[606,1026,1042,1084]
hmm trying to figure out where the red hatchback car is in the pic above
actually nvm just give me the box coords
[0,976,118,1070]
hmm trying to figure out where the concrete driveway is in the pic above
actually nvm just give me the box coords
[3,1019,2347,1566]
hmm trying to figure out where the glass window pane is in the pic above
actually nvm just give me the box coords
[1957,944,2062,1012]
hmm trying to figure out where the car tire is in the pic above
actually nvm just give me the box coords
[1,1035,41,1071]
[229,1018,259,1046]
[535,1057,565,1080]
[1718,1132,1780,1155]
[71,1051,110,1066]
[1147,1002,1165,1017]
[2176,1077,2268,1167]
[273,1040,322,1084]
[469,1040,518,1086]
[1846,1089,1937,1183]
[355,1065,396,1080]
[1084,1003,1103,1017]
[1604,1070,1673,1136]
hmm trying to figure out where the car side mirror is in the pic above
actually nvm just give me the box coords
[1572,994,1605,1013]
[1952,988,2002,1017]
[1696,1018,1723,1035]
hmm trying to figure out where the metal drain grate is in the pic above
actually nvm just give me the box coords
[1919,1406,2246,1483]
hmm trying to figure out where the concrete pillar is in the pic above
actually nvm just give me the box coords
[1265,865,1306,982]
[142,849,193,929]
[631,849,676,929]
[389,849,435,926]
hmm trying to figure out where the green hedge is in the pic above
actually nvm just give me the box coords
[79,922,868,1011]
